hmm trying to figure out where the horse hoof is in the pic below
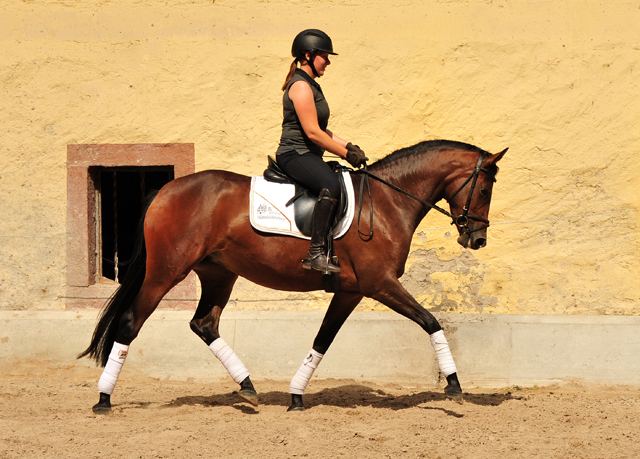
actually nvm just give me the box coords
[92,393,112,414]
[238,389,259,407]
[287,393,304,412]
[444,384,464,404]
[92,403,112,414]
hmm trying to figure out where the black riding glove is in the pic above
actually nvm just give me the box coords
[345,142,368,168]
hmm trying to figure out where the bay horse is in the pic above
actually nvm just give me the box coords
[79,139,506,413]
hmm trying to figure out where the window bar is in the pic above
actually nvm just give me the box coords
[113,170,119,284]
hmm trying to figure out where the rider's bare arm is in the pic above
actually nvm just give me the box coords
[288,80,349,159]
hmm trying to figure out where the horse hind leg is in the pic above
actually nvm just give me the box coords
[92,279,174,414]
[189,266,258,407]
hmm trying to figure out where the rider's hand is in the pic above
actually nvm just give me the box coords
[345,142,368,168]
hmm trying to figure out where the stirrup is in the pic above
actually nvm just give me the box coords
[302,253,341,273]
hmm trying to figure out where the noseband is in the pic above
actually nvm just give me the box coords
[355,152,496,240]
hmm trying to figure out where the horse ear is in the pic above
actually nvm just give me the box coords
[483,147,508,166]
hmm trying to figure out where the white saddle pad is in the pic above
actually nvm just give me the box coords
[250,169,355,240]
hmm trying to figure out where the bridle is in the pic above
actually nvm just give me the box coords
[354,152,496,240]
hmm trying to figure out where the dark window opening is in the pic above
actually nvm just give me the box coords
[92,166,174,283]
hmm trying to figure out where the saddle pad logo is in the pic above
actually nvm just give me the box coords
[255,201,288,223]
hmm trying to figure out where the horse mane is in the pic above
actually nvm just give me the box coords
[370,139,491,168]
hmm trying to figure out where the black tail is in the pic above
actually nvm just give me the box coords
[78,190,160,367]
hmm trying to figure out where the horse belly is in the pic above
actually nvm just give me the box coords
[218,230,326,293]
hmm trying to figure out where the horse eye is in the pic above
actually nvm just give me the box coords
[480,187,488,197]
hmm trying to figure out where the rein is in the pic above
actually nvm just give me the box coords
[354,152,492,240]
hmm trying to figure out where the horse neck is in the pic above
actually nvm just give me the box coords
[369,151,450,208]
[367,151,452,233]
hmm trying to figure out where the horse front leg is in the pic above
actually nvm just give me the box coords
[288,292,363,412]
[369,277,463,403]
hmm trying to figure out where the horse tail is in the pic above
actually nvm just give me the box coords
[78,189,160,367]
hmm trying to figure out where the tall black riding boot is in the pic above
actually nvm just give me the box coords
[302,188,341,273]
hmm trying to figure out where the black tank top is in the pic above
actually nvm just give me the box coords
[275,69,330,158]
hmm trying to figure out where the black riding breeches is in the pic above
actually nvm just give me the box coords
[276,152,341,200]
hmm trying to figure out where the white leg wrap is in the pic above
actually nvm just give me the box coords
[430,330,457,377]
[97,342,129,395]
[290,349,323,395]
[209,338,250,384]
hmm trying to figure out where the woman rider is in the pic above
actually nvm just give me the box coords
[276,29,367,273]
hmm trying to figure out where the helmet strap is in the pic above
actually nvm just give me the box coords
[305,50,320,77]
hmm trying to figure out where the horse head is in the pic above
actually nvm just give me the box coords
[445,147,507,250]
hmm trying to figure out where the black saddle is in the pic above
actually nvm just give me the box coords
[263,156,348,237]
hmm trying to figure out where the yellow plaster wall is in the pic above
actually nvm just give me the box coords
[0,0,638,314]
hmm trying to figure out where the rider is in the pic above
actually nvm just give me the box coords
[275,29,367,273]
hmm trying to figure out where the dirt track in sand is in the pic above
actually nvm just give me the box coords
[1,366,639,459]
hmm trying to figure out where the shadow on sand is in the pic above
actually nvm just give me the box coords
[150,384,523,416]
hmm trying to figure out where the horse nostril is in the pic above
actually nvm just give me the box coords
[457,234,470,248]
[474,237,486,249]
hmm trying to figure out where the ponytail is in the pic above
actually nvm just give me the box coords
[281,58,299,91]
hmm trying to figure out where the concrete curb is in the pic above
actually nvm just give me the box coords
[1,310,639,388]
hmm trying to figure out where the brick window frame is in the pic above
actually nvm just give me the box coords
[66,144,197,309]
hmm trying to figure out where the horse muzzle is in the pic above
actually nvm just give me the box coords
[457,229,487,250]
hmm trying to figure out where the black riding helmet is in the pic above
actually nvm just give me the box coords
[291,29,337,77]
